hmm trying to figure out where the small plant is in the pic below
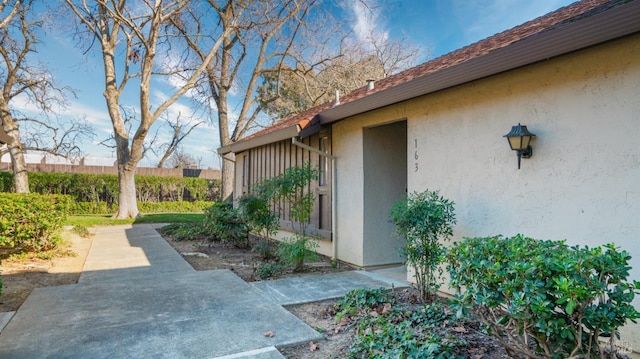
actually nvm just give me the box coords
[253,239,276,260]
[274,162,319,235]
[237,162,320,270]
[71,225,91,238]
[278,235,319,271]
[390,189,456,301]
[335,287,390,317]
[254,262,282,279]
[239,190,279,241]
[203,202,249,248]
[447,234,640,359]
[160,223,209,241]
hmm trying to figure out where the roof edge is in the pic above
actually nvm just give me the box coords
[217,125,301,155]
[317,0,640,124]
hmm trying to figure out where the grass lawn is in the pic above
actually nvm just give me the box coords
[65,213,204,227]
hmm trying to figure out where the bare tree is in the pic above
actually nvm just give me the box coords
[15,116,92,155]
[154,112,203,168]
[0,0,21,30]
[64,0,231,218]
[170,0,348,201]
[0,0,81,192]
[167,147,196,168]
[258,33,422,121]
[97,106,155,160]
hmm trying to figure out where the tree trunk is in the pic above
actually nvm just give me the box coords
[221,152,235,202]
[1,103,29,193]
[7,141,29,193]
[114,167,139,219]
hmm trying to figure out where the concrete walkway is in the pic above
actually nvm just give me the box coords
[0,224,407,358]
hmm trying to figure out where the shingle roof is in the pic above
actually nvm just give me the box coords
[218,0,638,155]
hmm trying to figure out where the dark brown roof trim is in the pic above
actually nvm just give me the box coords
[217,124,301,155]
[317,0,640,124]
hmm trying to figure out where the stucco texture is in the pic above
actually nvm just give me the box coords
[331,33,640,348]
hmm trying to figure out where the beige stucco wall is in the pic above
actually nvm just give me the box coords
[331,34,640,350]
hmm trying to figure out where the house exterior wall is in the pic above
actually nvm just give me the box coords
[233,132,334,256]
[331,34,640,347]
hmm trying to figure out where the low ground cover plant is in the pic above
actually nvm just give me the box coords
[161,222,211,242]
[333,288,466,358]
[447,234,640,358]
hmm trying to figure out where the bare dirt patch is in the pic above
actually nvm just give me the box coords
[278,292,512,359]
[0,231,93,312]
[160,231,354,282]
[160,231,512,358]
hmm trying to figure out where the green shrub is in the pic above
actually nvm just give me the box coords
[71,200,213,215]
[0,193,73,253]
[0,172,12,192]
[137,201,212,213]
[0,172,219,204]
[278,235,318,271]
[390,189,456,301]
[160,222,210,241]
[269,162,319,235]
[255,262,282,279]
[237,162,320,270]
[203,202,249,247]
[239,192,279,240]
[73,201,113,215]
[70,225,91,238]
[254,239,276,260]
[335,287,390,317]
[447,234,640,359]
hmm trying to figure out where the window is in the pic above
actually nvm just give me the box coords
[241,154,250,193]
[319,136,329,186]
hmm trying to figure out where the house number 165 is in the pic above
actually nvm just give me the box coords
[414,139,419,172]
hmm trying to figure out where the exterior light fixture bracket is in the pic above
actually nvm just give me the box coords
[504,123,536,169]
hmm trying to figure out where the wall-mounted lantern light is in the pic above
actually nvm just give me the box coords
[503,123,536,169]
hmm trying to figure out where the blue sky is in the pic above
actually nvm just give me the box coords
[12,0,575,169]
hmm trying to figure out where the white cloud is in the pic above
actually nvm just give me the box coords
[344,0,389,48]
[10,93,112,135]
[9,93,42,115]
[64,101,111,126]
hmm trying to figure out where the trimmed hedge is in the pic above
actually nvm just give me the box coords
[138,200,212,213]
[72,201,214,215]
[0,193,73,253]
[0,172,221,210]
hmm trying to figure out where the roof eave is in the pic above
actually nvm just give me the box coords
[217,124,302,155]
[318,0,640,124]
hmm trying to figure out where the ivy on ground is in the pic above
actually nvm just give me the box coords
[334,288,466,359]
